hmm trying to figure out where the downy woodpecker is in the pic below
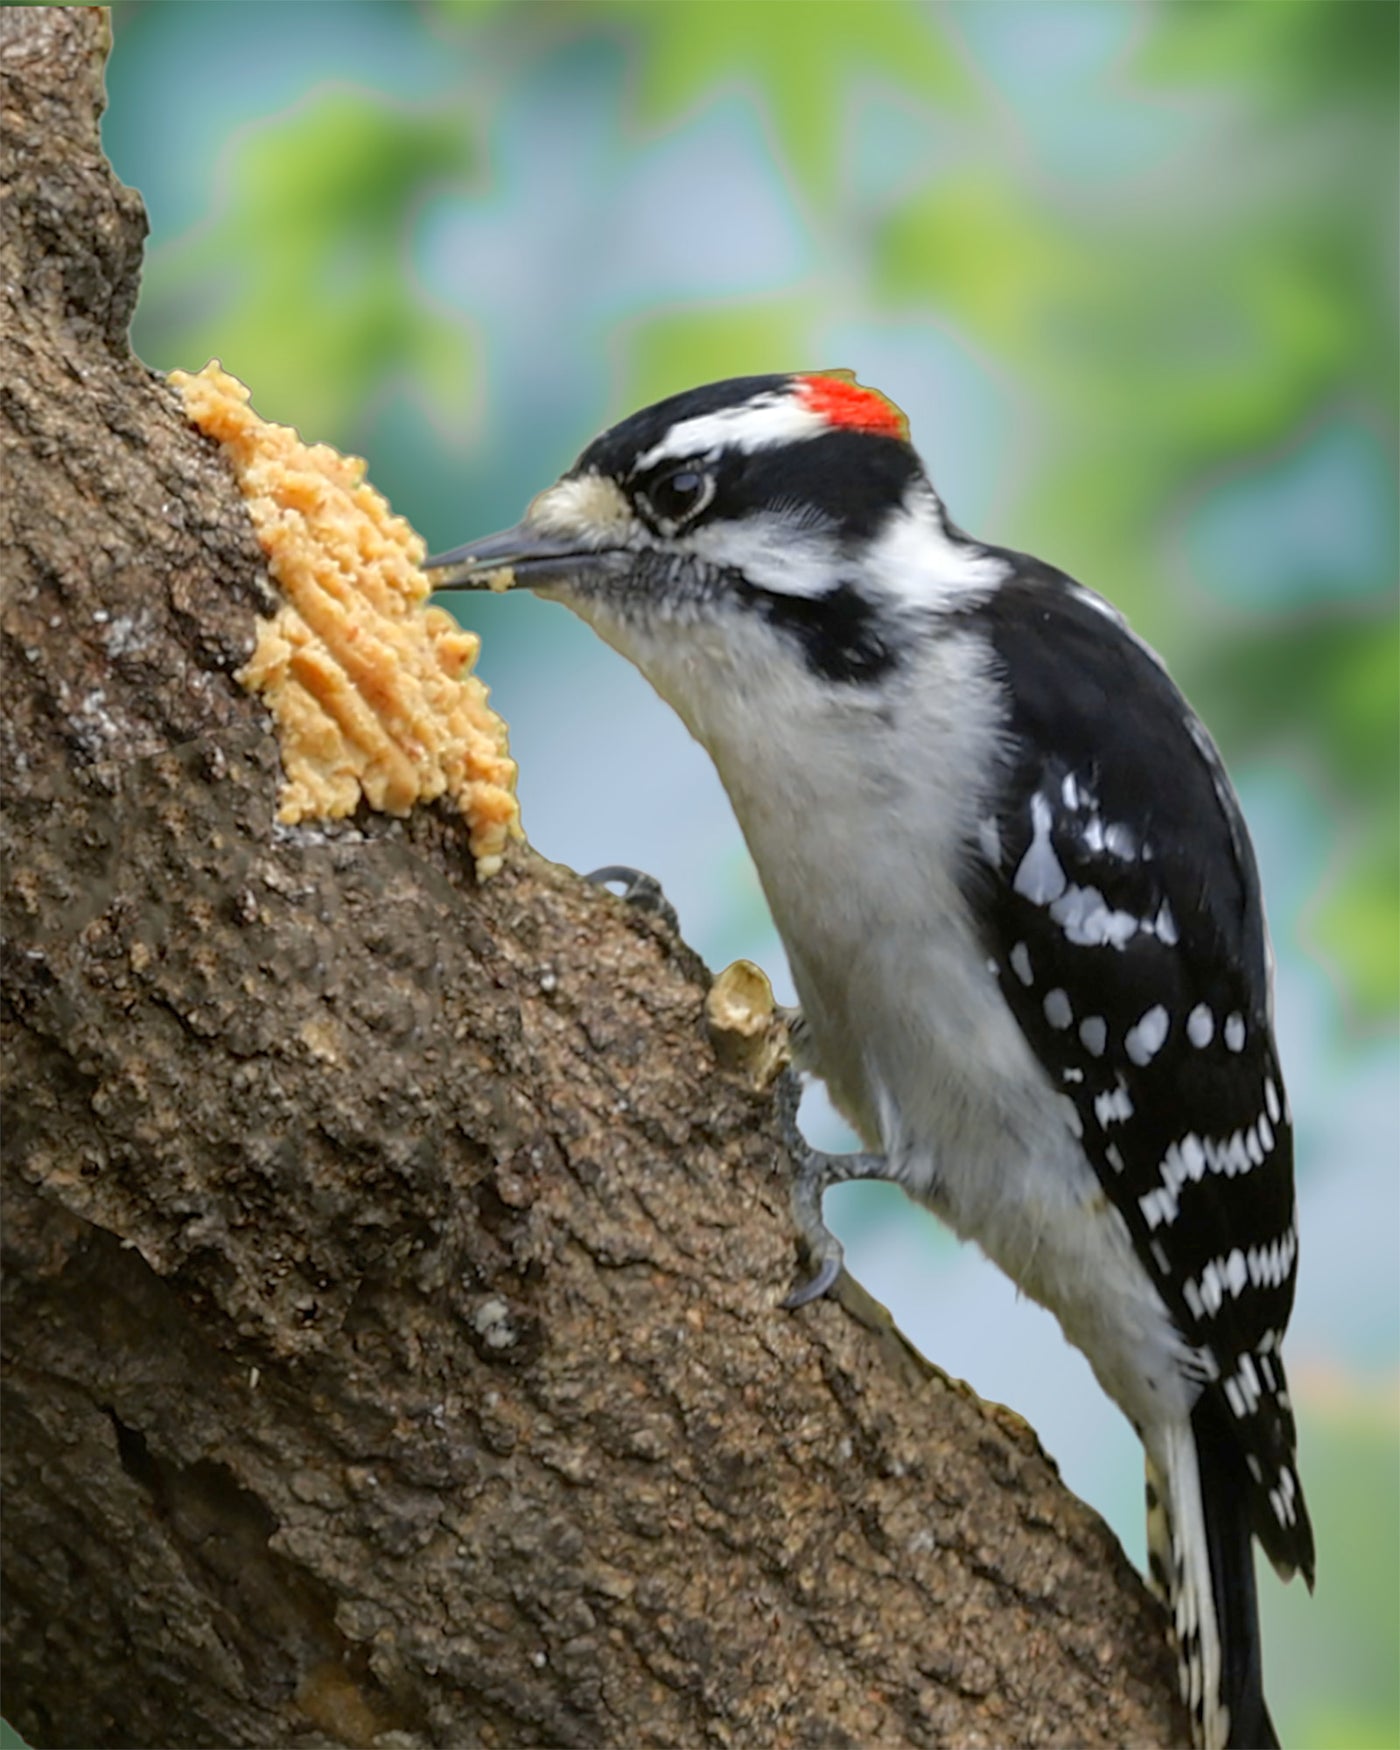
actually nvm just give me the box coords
[428,371,1313,1749]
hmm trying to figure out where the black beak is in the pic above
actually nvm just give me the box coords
[425,522,618,594]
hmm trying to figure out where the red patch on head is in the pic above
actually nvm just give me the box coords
[795,372,910,442]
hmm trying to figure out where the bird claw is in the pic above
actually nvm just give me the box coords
[783,1242,845,1308]
[783,1127,848,1306]
[585,864,680,933]
[776,1064,885,1309]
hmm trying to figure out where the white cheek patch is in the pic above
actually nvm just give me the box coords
[527,474,639,543]
[685,511,838,598]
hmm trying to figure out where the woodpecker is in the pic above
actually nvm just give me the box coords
[428,371,1313,1749]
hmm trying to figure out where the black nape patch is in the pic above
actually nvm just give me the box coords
[737,577,898,685]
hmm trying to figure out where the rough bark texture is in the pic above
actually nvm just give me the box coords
[0,11,1188,1749]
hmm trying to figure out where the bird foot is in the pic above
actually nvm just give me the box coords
[775,1065,885,1307]
[585,865,680,933]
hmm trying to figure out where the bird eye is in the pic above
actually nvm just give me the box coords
[643,465,714,529]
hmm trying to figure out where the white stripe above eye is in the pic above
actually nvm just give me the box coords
[635,392,830,471]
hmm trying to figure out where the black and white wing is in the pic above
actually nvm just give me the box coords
[963,559,1314,1588]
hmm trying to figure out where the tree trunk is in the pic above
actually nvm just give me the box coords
[0,10,1186,1748]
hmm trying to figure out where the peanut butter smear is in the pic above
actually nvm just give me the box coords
[173,363,520,877]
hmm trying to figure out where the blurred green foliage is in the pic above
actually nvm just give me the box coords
[120,0,1398,1022]
[1263,1379,1400,1750]
[135,90,471,434]
[612,0,970,204]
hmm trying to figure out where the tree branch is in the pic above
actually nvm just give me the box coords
[0,11,1186,1746]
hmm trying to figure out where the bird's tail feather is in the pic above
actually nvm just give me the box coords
[1148,1411,1278,1750]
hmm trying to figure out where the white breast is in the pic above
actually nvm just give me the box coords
[584,601,1197,1434]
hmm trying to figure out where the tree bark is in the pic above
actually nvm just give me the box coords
[0,11,1187,1748]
